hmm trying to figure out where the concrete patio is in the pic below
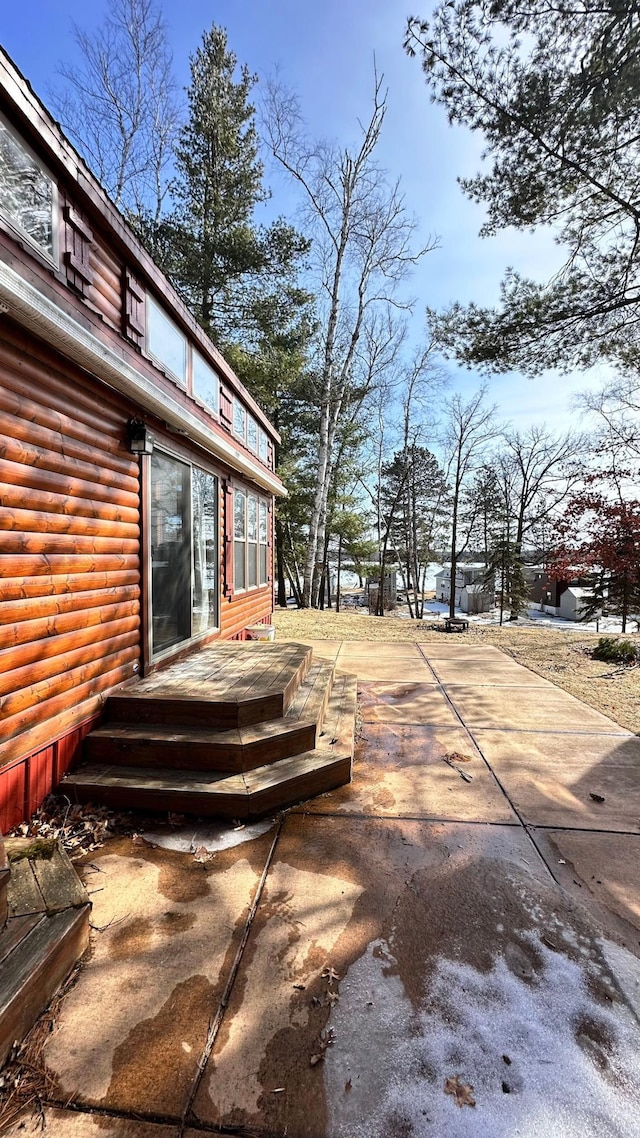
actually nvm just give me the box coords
[5,641,640,1137]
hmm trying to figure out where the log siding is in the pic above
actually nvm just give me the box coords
[0,327,141,771]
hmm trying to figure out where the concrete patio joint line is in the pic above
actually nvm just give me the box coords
[177,814,286,1138]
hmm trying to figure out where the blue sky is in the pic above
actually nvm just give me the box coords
[1,0,600,431]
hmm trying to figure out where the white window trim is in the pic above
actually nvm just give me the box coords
[0,111,59,268]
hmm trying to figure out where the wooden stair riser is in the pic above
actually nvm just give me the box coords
[0,906,90,1068]
[84,720,319,773]
[245,755,352,819]
[105,692,291,730]
[66,780,249,820]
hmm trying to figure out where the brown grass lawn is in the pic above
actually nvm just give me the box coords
[273,608,640,735]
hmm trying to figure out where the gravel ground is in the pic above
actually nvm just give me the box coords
[273,608,640,735]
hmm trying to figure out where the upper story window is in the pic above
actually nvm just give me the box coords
[233,398,246,441]
[146,293,186,385]
[247,415,258,453]
[259,430,268,464]
[0,115,57,263]
[192,349,219,416]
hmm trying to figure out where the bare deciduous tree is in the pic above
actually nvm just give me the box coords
[443,388,498,619]
[264,71,436,606]
[52,0,180,222]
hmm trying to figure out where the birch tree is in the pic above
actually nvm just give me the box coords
[443,388,497,619]
[265,73,436,606]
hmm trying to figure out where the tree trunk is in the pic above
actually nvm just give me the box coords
[275,516,287,608]
[336,533,342,613]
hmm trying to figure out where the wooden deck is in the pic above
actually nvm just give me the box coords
[63,642,357,818]
[0,836,90,1067]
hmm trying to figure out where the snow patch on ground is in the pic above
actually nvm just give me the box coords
[325,936,640,1137]
[141,817,275,853]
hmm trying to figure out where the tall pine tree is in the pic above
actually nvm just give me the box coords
[158,24,307,346]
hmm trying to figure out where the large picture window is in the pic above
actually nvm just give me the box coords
[0,115,56,262]
[233,489,269,590]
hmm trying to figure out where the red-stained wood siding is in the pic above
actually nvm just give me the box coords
[0,325,141,771]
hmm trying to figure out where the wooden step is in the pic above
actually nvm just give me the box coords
[0,907,90,1068]
[105,642,313,730]
[63,671,358,820]
[84,663,335,774]
[0,834,9,930]
[0,841,91,1068]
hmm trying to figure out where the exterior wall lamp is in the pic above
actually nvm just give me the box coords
[127,418,154,455]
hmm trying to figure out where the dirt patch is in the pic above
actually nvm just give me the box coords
[275,610,640,733]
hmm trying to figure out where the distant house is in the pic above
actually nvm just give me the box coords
[435,564,494,614]
[0,49,284,828]
[529,572,598,621]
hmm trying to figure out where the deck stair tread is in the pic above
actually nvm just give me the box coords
[0,841,91,1068]
[63,671,357,820]
[105,642,313,728]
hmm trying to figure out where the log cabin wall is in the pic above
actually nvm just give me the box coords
[0,322,141,823]
[0,48,283,825]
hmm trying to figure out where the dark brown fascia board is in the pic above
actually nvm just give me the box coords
[0,45,280,446]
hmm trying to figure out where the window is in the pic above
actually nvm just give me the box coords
[146,294,186,384]
[233,399,246,441]
[150,451,218,654]
[234,489,246,590]
[259,500,268,584]
[247,415,258,453]
[259,430,268,464]
[192,350,219,416]
[233,489,269,590]
[0,115,57,262]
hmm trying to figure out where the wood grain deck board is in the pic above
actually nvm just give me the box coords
[31,848,89,913]
[0,905,90,1068]
[7,858,46,918]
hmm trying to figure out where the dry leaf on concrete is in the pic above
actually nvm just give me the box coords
[193,845,213,863]
[321,965,341,983]
[444,1075,476,1108]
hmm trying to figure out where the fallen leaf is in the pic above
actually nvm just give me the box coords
[589,793,605,803]
[310,1054,323,1066]
[326,990,340,1007]
[345,1078,352,1092]
[444,1075,476,1108]
[446,750,472,763]
[193,845,213,863]
[321,965,341,984]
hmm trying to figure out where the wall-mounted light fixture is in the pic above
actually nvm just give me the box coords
[127,417,154,455]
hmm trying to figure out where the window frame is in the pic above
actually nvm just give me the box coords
[233,487,270,592]
[247,414,258,454]
[145,292,188,386]
[233,398,247,443]
[258,429,268,465]
[192,348,220,418]
[146,443,220,664]
[0,111,59,267]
